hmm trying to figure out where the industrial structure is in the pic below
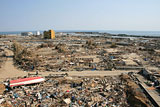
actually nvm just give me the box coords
[43,30,55,39]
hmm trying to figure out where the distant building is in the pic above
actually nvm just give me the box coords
[43,30,55,39]
[21,32,33,36]
[36,31,41,36]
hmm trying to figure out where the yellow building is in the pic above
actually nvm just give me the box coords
[43,30,55,39]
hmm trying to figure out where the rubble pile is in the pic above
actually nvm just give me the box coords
[23,39,117,72]
[11,35,153,72]
[137,38,160,68]
[120,74,153,107]
[0,76,131,107]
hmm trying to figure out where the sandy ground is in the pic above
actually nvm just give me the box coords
[0,49,27,82]
[0,49,138,82]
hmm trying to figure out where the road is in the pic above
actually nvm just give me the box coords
[37,70,137,77]
[0,49,27,81]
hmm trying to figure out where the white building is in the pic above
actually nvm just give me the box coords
[36,31,41,35]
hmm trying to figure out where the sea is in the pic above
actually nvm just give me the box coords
[0,30,160,37]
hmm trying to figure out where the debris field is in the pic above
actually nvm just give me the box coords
[0,75,130,107]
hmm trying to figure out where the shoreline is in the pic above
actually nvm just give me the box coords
[0,30,160,38]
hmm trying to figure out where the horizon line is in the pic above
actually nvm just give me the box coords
[0,29,160,32]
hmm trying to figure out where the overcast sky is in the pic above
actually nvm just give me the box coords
[0,0,160,31]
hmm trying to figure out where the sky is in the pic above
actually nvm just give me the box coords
[0,0,160,31]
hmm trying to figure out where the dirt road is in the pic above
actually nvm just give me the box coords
[38,70,136,77]
[0,49,27,81]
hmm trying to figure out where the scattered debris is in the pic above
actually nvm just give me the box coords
[0,84,5,95]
